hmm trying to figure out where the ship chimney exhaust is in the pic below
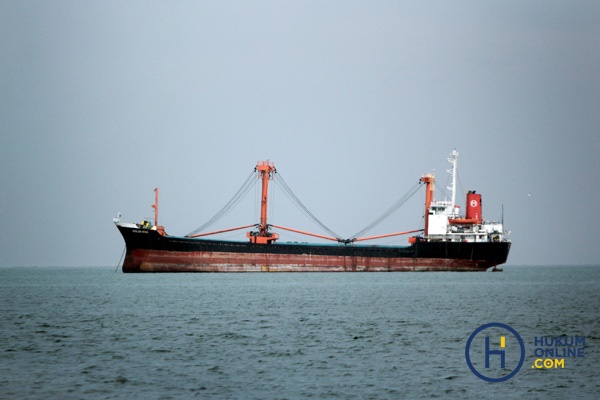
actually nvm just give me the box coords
[465,191,482,224]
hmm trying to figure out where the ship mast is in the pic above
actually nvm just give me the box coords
[150,187,166,236]
[152,187,159,227]
[420,174,435,238]
[447,149,458,208]
[247,161,279,244]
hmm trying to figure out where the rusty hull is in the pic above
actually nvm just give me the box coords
[117,225,510,272]
[123,249,497,272]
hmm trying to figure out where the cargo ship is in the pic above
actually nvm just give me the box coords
[114,150,510,272]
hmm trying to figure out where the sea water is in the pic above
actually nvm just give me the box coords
[1,266,598,399]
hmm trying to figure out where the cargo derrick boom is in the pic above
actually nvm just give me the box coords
[247,161,279,244]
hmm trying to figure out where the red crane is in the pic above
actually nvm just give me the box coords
[246,161,280,244]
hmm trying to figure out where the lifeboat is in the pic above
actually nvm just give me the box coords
[448,218,478,225]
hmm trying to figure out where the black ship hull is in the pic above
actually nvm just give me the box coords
[117,226,511,272]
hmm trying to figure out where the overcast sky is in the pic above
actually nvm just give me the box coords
[1,1,599,267]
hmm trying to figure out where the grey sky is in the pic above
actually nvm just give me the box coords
[1,1,599,266]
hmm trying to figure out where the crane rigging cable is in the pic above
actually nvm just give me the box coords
[185,168,424,243]
[273,173,343,241]
[186,170,256,237]
[349,180,423,240]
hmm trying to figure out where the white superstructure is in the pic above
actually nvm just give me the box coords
[423,150,508,244]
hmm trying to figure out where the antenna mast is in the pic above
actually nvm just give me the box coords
[447,149,458,207]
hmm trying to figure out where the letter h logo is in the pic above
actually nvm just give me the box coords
[485,336,506,368]
[466,323,525,382]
